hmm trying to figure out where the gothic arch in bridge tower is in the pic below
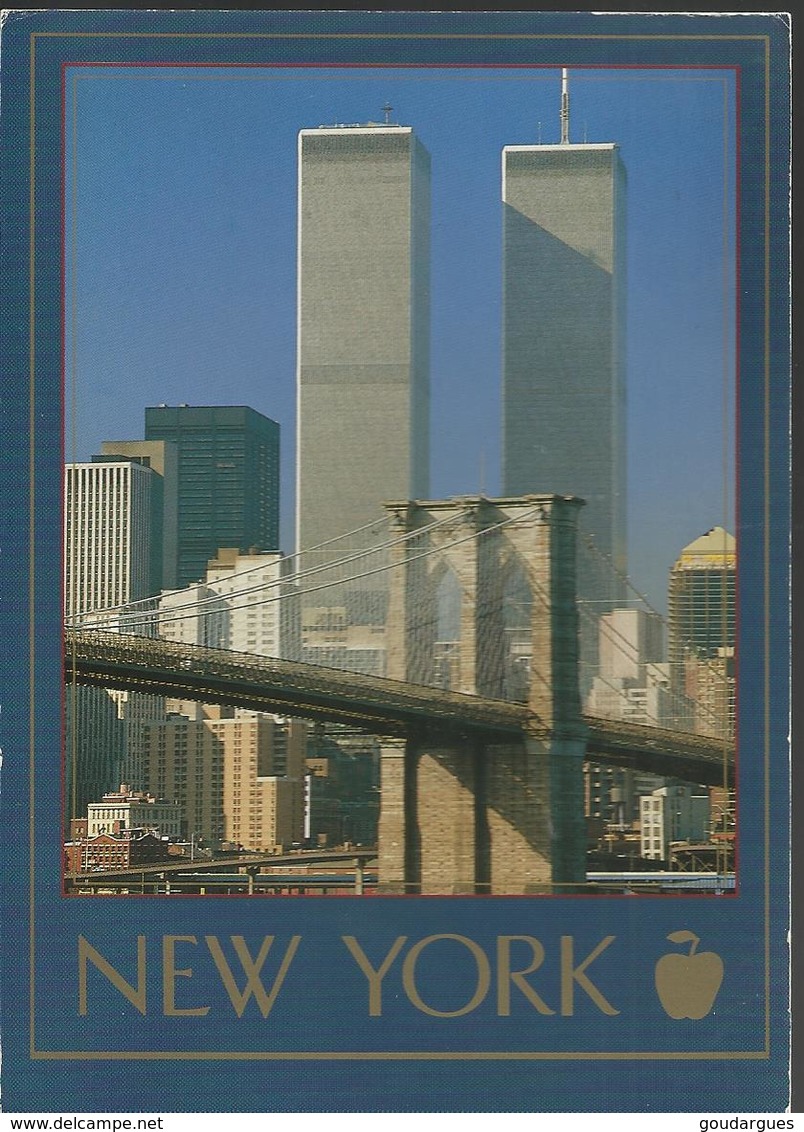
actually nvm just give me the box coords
[431,563,462,690]
[498,551,534,704]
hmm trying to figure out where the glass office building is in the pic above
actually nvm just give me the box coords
[145,404,280,588]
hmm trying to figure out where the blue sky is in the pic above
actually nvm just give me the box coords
[65,65,736,612]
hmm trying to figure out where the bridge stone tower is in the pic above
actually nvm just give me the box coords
[379,494,588,894]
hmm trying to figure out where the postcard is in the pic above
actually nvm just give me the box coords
[0,8,792,1114]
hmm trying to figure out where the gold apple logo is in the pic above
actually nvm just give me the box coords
[654,931,724,1019]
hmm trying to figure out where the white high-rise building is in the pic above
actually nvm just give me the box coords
[100,439,179,590]
[585,608,669,727]
[640,785,710,861]
[65,459,160,619]
[584,607,668,828]
[157,548,293,659]
[205,548,290,657]
[158,583,220,648]
[64,458,165,813]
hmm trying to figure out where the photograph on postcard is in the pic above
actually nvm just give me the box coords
[62,64,736,900]
[0,10,789,1113]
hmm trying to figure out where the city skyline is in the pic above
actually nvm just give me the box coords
[65,65,736,612]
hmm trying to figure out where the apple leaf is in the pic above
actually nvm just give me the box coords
[667,930,699,945]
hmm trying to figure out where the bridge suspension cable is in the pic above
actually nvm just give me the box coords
[66,495,734,765]
[70,504,551,635]
[66,508,474,626]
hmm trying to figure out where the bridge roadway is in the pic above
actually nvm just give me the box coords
[65,847,377,888]
[65,629,734,786]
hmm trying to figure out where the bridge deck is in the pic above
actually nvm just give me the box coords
[65,629,734,784]
[66,628,536,737]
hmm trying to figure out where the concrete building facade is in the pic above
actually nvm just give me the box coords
[65,458,162,619]
[64,458,165,820]
[157,549,292,658]
[296,124,430,566]
[158,583,223,648]
[87,785,183,839]
[583,608,669,828]
[205,548,294,658]
[139,708,306,851]
[501,141,627,584]
[100,439,179,590]
[640,784,710,861]
[585,608,669,725]
[597,607,663,685]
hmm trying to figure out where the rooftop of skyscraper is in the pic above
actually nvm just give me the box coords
[675,527,735,564]
[309,104,410,131]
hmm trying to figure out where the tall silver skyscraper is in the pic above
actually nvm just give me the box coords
[501,81,626,578]
[296,124,431,558]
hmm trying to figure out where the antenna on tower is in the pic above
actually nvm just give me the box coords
[560,67,570,145]
[382,102,393,125]
[537,120,542,144]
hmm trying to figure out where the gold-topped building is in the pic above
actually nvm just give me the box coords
[668,526,735,737]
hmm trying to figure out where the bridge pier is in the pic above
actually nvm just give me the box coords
[377,739,411,893]
[484,737,552,894]
[378,728,586,895]
[547,728,589,890]
[415,739,481,894]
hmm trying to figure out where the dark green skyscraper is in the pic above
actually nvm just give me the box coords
[145,405,280,587]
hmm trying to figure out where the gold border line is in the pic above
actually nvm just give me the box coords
[34,32,769,41]
[30,31,774,1063]
[28,27,37,1063]
[62,72,731,82]
[29,1050,771,1062]
[763,31,772,1057]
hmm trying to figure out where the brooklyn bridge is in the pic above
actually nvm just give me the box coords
[66,494,734,894]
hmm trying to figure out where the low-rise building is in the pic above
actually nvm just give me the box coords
[640,784,710,861]
[64,829,171,874]
[87,784,183,839]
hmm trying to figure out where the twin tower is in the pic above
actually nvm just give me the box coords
[296,119,626,581]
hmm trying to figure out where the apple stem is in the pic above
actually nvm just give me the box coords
[689,935,699,956]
